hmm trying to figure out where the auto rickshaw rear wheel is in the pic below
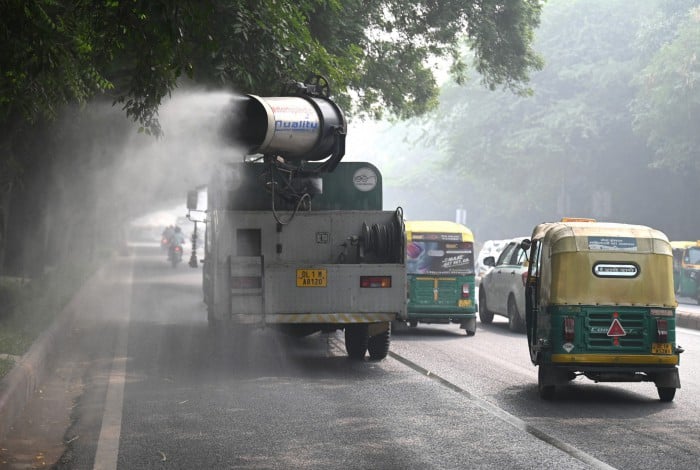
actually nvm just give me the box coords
[538,366,556,400]
[478,290,494,324]
[657,387,676,402]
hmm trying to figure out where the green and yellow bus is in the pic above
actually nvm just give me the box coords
[404,220,477,336]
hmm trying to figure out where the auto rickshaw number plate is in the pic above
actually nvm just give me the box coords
[651,342,672,354]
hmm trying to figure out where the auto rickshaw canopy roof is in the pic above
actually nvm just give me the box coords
[405,220,474,243]
[530,221,676,307]
[532,221,672,255]
[670,240,700,250]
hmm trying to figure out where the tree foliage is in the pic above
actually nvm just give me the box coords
[631,6,700,171]
[0,0,545,276]
[1,0,545,135]
[381,0,700,241]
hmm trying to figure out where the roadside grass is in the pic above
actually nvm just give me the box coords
[0,261,101,380]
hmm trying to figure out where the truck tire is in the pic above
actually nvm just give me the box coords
[345,324,369,360]
[367,328,390,361]
[206,305,219,332]
[479,290,494,324]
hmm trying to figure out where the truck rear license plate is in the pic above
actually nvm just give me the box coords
[458,299,471,308]
[296,269,327,287]
[651,342,672,354]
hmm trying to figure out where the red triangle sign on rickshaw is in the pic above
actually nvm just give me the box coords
[607,318,626,337]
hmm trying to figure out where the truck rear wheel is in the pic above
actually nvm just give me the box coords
[345,324,369,360]
[367,328,390,361]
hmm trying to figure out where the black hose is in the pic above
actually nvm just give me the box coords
[362,207,405,262]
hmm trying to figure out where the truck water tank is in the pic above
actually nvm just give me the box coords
[223,94,346,161]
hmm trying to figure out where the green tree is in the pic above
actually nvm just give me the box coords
[382,0,677,240]
[436,0,651,236]
[0,0,545,276]
[631,6,700,171]
[1,0,544,133]
[384,0,700,241]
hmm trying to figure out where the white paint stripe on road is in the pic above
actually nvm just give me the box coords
[93,259,134,470]
[678,326,700,337]
[387,350,618,470]
[327,335,616,470]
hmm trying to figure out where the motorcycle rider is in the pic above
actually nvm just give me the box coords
[167,226,186,264]
[170,226,185,245]
[161,225,175,251]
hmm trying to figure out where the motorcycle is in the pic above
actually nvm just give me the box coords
[168,243,183,267]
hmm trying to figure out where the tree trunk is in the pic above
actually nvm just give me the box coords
[0,185,10,278]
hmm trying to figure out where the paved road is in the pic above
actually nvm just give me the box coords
[1,244,699,469]
[391,319,700,470]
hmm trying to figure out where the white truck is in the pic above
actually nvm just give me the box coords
[188,77,406,360]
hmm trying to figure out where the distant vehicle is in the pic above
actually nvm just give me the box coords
[671,240,700,303]
[478,236,529,332]
[168,242,183,267]
[167,227,186,267]
[475,239,509,285]
[404,220,477,336]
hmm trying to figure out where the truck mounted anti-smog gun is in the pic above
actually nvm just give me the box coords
[187,75,406,360]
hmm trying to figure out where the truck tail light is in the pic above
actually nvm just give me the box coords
[656,319,668,343]
[461,283,470,299]
[361,276,392,288]
[564,316,575,342]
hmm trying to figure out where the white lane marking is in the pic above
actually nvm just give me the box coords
[678,326,700,337]
[93,259,134,470]
[387,351,617,470]
[328,335,615,470]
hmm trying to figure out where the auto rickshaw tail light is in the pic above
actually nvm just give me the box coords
[656,319,668,343]
[564,317,575,342]
[461,283,470,299]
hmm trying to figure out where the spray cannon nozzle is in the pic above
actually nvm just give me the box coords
[222,77,346,167]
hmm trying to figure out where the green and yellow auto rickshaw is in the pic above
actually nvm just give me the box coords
[524,218,682,401]
[404,220,477,335]
[671,240,700,304]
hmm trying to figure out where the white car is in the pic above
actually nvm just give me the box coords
[475,239,509,285]
[478,237,530,332]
